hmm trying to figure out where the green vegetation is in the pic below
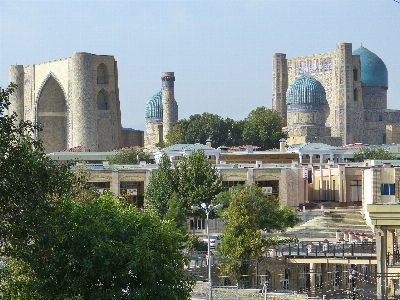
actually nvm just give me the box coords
[145,150,223,220]
[353,147,396,162]
[108,147,153,164]
[164,107,287,150]
[217,185,300,283]
[0,84,194,299]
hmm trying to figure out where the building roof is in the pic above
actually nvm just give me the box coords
[352,45,388,87]
[286,143,344,152]
[286,73,326,105]
[160,143,217,152]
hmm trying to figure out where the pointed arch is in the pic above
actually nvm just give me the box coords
[97,89,110,110]
[97,63,109,84]
[35,73,67,153]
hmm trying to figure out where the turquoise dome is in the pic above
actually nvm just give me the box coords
[145,91,162,123]
[352,46,388,87]
[286,74,326,105]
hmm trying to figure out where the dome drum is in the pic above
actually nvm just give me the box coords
[287,103,326,112]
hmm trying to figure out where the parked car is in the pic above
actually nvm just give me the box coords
[203,235,221,248]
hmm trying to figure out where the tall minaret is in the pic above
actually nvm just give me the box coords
[161,72,176,141]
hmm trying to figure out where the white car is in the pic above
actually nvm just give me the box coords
[203,235,221,248]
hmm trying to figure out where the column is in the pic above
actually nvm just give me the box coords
[321,263,328,295]
[310,262,316,296]
[376,226,388,299]
[111,169,119,195]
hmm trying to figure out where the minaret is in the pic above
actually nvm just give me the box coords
[161,72,176,141]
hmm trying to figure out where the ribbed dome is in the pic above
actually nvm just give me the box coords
[145,91,162,123]
[352,45,388,87]
[286,74,326,105]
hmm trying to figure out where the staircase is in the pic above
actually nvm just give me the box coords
[282,209,374,242]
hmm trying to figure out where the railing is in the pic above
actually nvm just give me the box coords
[267,241,376,258]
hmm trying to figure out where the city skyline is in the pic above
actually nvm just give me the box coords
[1,0,399,131]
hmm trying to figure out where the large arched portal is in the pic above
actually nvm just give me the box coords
[37,76,67,153]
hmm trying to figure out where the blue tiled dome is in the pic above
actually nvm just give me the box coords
[352,46,388,87]
[145,91,162,123]
[286,74,326,105]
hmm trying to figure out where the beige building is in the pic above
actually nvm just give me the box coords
[8,52,143,153]
[272,42,400,147]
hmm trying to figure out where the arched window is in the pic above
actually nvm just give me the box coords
[97,90,110,110]
[97,63,109,84]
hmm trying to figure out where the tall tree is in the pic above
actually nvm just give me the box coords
[145,153,176,218]
[242,107,287,150]
[145,150,223,220]
[176,150,223,218]
[218,185,300,282]
[353,147,396,162]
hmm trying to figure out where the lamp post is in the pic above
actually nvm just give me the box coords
[191,203,223,300]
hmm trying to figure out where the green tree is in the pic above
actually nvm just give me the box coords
[218,185,300,282]
[145,150,223,220]
[242,107,287,150]
[145,153,176,218]
[1,193,195,299]
[108,147,153,164]
[166,113,230,147]
[176,150,223,219]
[164,191,188,234]
[353,147,396,162]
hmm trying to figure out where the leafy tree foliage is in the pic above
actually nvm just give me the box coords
[242,107,287,150]
[218,185,300,282]
[164,191,188,234]
[1,193,194,299]
[166,113,230,147]
[165,108,286,149]
[108,147,153,164]
[353,147,396,162]
[145,154,176,218]
[145,150,223,220]
[184,234,208,252]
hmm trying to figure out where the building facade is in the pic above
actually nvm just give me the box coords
[272,42,400,146]
[8,52,143,153]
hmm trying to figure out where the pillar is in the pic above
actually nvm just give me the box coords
[376,226,388,299]
[310,262,316,296]
[111,169,119,195]
[8,65,24,123]
[71,52,97,150]
[321,263,328,294]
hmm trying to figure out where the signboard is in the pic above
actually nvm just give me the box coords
[127,189,138,196]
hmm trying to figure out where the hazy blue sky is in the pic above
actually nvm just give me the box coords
[1,0,399,131]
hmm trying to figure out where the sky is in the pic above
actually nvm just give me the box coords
[1,0,400,131]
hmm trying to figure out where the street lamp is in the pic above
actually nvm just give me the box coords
[191,203,223,300]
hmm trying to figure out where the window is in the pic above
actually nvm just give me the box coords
[379,115,383,121]
[382,184,395,195]
[350,180,362,202]
[97,89,110,110]
[353,88,358,101]
[97,63,109,84]
[353,69,358,81]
